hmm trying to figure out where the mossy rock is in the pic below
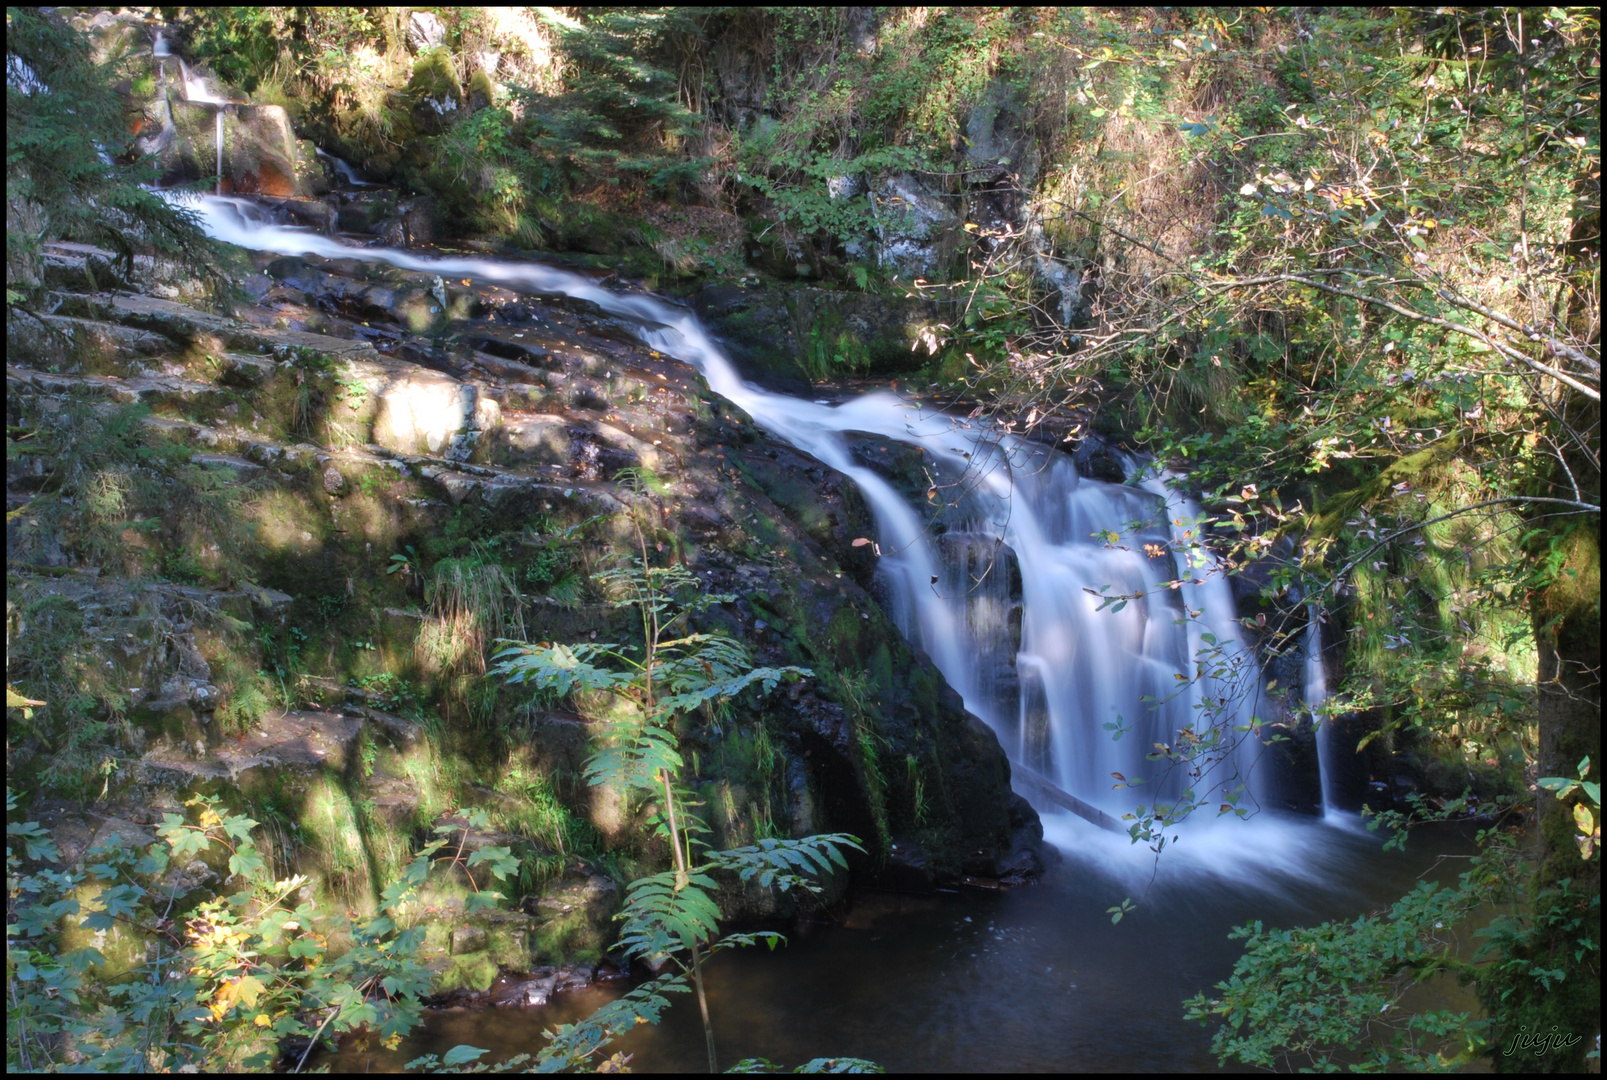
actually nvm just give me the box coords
[405,48,463,134]
[432,949,500,993]
[59,882,155,981]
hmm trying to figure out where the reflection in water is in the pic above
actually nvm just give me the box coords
[322,820,1478,1073]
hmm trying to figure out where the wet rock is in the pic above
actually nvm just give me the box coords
[880,842,937,893]
[1072,434,1128,483]
[222,105,308,198]
[376,197,438,248]
[491,972,555,1007]
[489,964,595,1007]
[997,791,1055,881]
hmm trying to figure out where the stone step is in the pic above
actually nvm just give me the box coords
[106,292,381,361]
[138,709,364,786]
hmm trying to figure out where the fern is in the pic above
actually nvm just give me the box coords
[490,551,864,1071]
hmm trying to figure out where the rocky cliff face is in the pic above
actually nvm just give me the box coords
[7,208,1046,989]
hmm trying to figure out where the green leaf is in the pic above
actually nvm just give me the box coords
[443,1045,488,1066]
[229,848,266,879]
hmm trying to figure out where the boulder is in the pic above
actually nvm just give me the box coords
[450,925,489,955]
[872,172,962,279]
[522,866,620,965]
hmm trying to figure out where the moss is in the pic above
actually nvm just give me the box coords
[1535,525,1600,628]
[824,606,864,669]
[405,48,463,109]
[433,950,500,993]
[59,883,153,980]
[530,904,605,966]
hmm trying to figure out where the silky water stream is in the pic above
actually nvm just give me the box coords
[187,195,1472,1070]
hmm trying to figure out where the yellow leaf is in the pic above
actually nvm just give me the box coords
[209,980,239,1020]
[254,1013,272,1028]
[1574,802,1596,834]
[236,974,265,1009]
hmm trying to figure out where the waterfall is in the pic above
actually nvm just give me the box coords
[1305,605,1340,816]
[185,195,1317,825]
[177,58,225,104]
[315,147,374,187]
[175,60,227,193]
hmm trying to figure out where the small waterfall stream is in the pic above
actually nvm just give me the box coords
[176,60,227,194]
[189,195,1327,829]
[315,146,375,187]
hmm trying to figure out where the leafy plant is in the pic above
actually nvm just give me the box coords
[489,524,864,1071]
[5,789,451,1072]
[1539,756,1602,861]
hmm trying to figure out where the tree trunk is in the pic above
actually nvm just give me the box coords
[1491,515,1600,1072]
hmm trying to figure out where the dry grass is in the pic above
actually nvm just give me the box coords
[415,556,524,676]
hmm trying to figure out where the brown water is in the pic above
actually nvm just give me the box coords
[321,814,1480,1073]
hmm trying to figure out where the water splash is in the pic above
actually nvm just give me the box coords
[177,58,225,104]
[185,195,1322,838]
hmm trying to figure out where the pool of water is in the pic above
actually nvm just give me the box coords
[322,813,1480,1073]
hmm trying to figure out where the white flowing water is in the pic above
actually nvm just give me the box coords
[175,61,228,194]
[1305,605,1342,816]
[315,147,374,187]
[177,58,225,104]
[187,194,1322,832]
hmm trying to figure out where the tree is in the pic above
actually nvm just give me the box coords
[5,8,219,297]
[938,6,1597,1068]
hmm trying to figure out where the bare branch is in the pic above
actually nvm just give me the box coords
[1205,274,1601,401]
[1331,496,1601,584]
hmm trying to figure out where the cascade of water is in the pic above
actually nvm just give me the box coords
[173,59,228,193]
[315,147,374,187]
[177,58,225,104]
[1304,605,1339,816]
[185,194,1308,819]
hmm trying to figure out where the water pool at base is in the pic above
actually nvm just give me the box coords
[322,815,1480,1073]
